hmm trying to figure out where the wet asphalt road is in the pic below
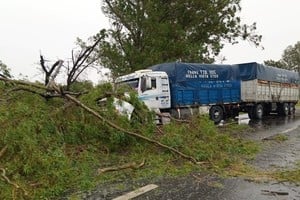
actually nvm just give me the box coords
[83,111,300,200]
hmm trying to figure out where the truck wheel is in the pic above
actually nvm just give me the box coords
[254,104,264,119]
[289,103,295,115]
[209,106,224,124]
[282,103,289,116]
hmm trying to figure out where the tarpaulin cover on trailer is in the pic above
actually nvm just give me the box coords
[238,62,299,84]
[150,62,241,106]
[150,62,240,83]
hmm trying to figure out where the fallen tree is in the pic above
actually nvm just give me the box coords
[0,77,199,164]
[0,75,260,199]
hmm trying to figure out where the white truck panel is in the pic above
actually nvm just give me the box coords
[241,79,299,102]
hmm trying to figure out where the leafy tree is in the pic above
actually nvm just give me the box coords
[92,0,261,76]
[264,41,300,72]
[0,60,11,78]
[281,41,300,72]
[264,59,286,69]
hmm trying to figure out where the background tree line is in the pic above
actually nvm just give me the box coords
[264,41,300,73]
[84,0,262,77]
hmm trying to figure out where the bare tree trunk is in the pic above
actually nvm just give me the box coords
[40,55,63,86]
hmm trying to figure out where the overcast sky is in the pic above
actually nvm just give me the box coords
[0,0,299,82]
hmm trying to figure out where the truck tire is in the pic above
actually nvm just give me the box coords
[283,103,289,116]
[248,104,263,120]
[289,103,296,115]
[209,106,224,124]
[278,103,289,116]
[254,104,264,119]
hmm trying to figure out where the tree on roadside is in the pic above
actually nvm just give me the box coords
[281,41,300,73]
[0,60,11,78]
[90,0,262,76]
[263,59,286,69]
[264,41,300,73]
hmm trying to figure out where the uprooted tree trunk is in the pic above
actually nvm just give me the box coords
[0,77,200,164]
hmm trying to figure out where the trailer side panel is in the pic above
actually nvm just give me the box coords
[241,79,299,102]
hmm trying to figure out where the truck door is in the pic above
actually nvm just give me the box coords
[140,76,161,110]
[140,75,170,110]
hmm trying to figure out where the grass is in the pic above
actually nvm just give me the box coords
[273,134,288,142]
[273,162,300,184]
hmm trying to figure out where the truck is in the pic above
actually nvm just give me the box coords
[115,62,300,123]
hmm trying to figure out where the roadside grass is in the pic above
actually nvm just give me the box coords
[272,162,300,184]
[273,134,288,142]
[221,160,272,182]
[93,116,260,182]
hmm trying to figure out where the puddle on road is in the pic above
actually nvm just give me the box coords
[233,112,300,170]
[217,178,300,200]
[235,113,300,143]
[222,112,300,200]
[238,113,300,130]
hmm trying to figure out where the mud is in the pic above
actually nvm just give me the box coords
[81,110,300,200]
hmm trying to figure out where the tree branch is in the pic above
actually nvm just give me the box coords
[67,37,102,88]
[104,0,136,38]
[0,145,8,159]
[0,168,29,197]
[98,159,145,174]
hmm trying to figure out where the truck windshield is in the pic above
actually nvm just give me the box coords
[118,78,139,90]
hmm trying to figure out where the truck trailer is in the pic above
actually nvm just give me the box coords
[115,62,299,123]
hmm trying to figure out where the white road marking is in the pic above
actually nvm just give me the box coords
[112,184,159,200]
[281,126,299,134]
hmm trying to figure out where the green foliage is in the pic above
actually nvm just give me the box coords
[0,81,259,199]
[0,82,142,199]
[68,80,94,92]
[264,41,300,72]
[274,162,300,183]
[88,0,262,76]
[282,41,300,72]
[0,60,12,78]
[264,59,286,69]
[273,134,288,142]
[160,116,258,169]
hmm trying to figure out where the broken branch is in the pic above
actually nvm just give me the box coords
[98,159,145,174]
[0,145,8,158]
[156,113,190,123]
[261,189,289,196]
[0,168,28,196]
